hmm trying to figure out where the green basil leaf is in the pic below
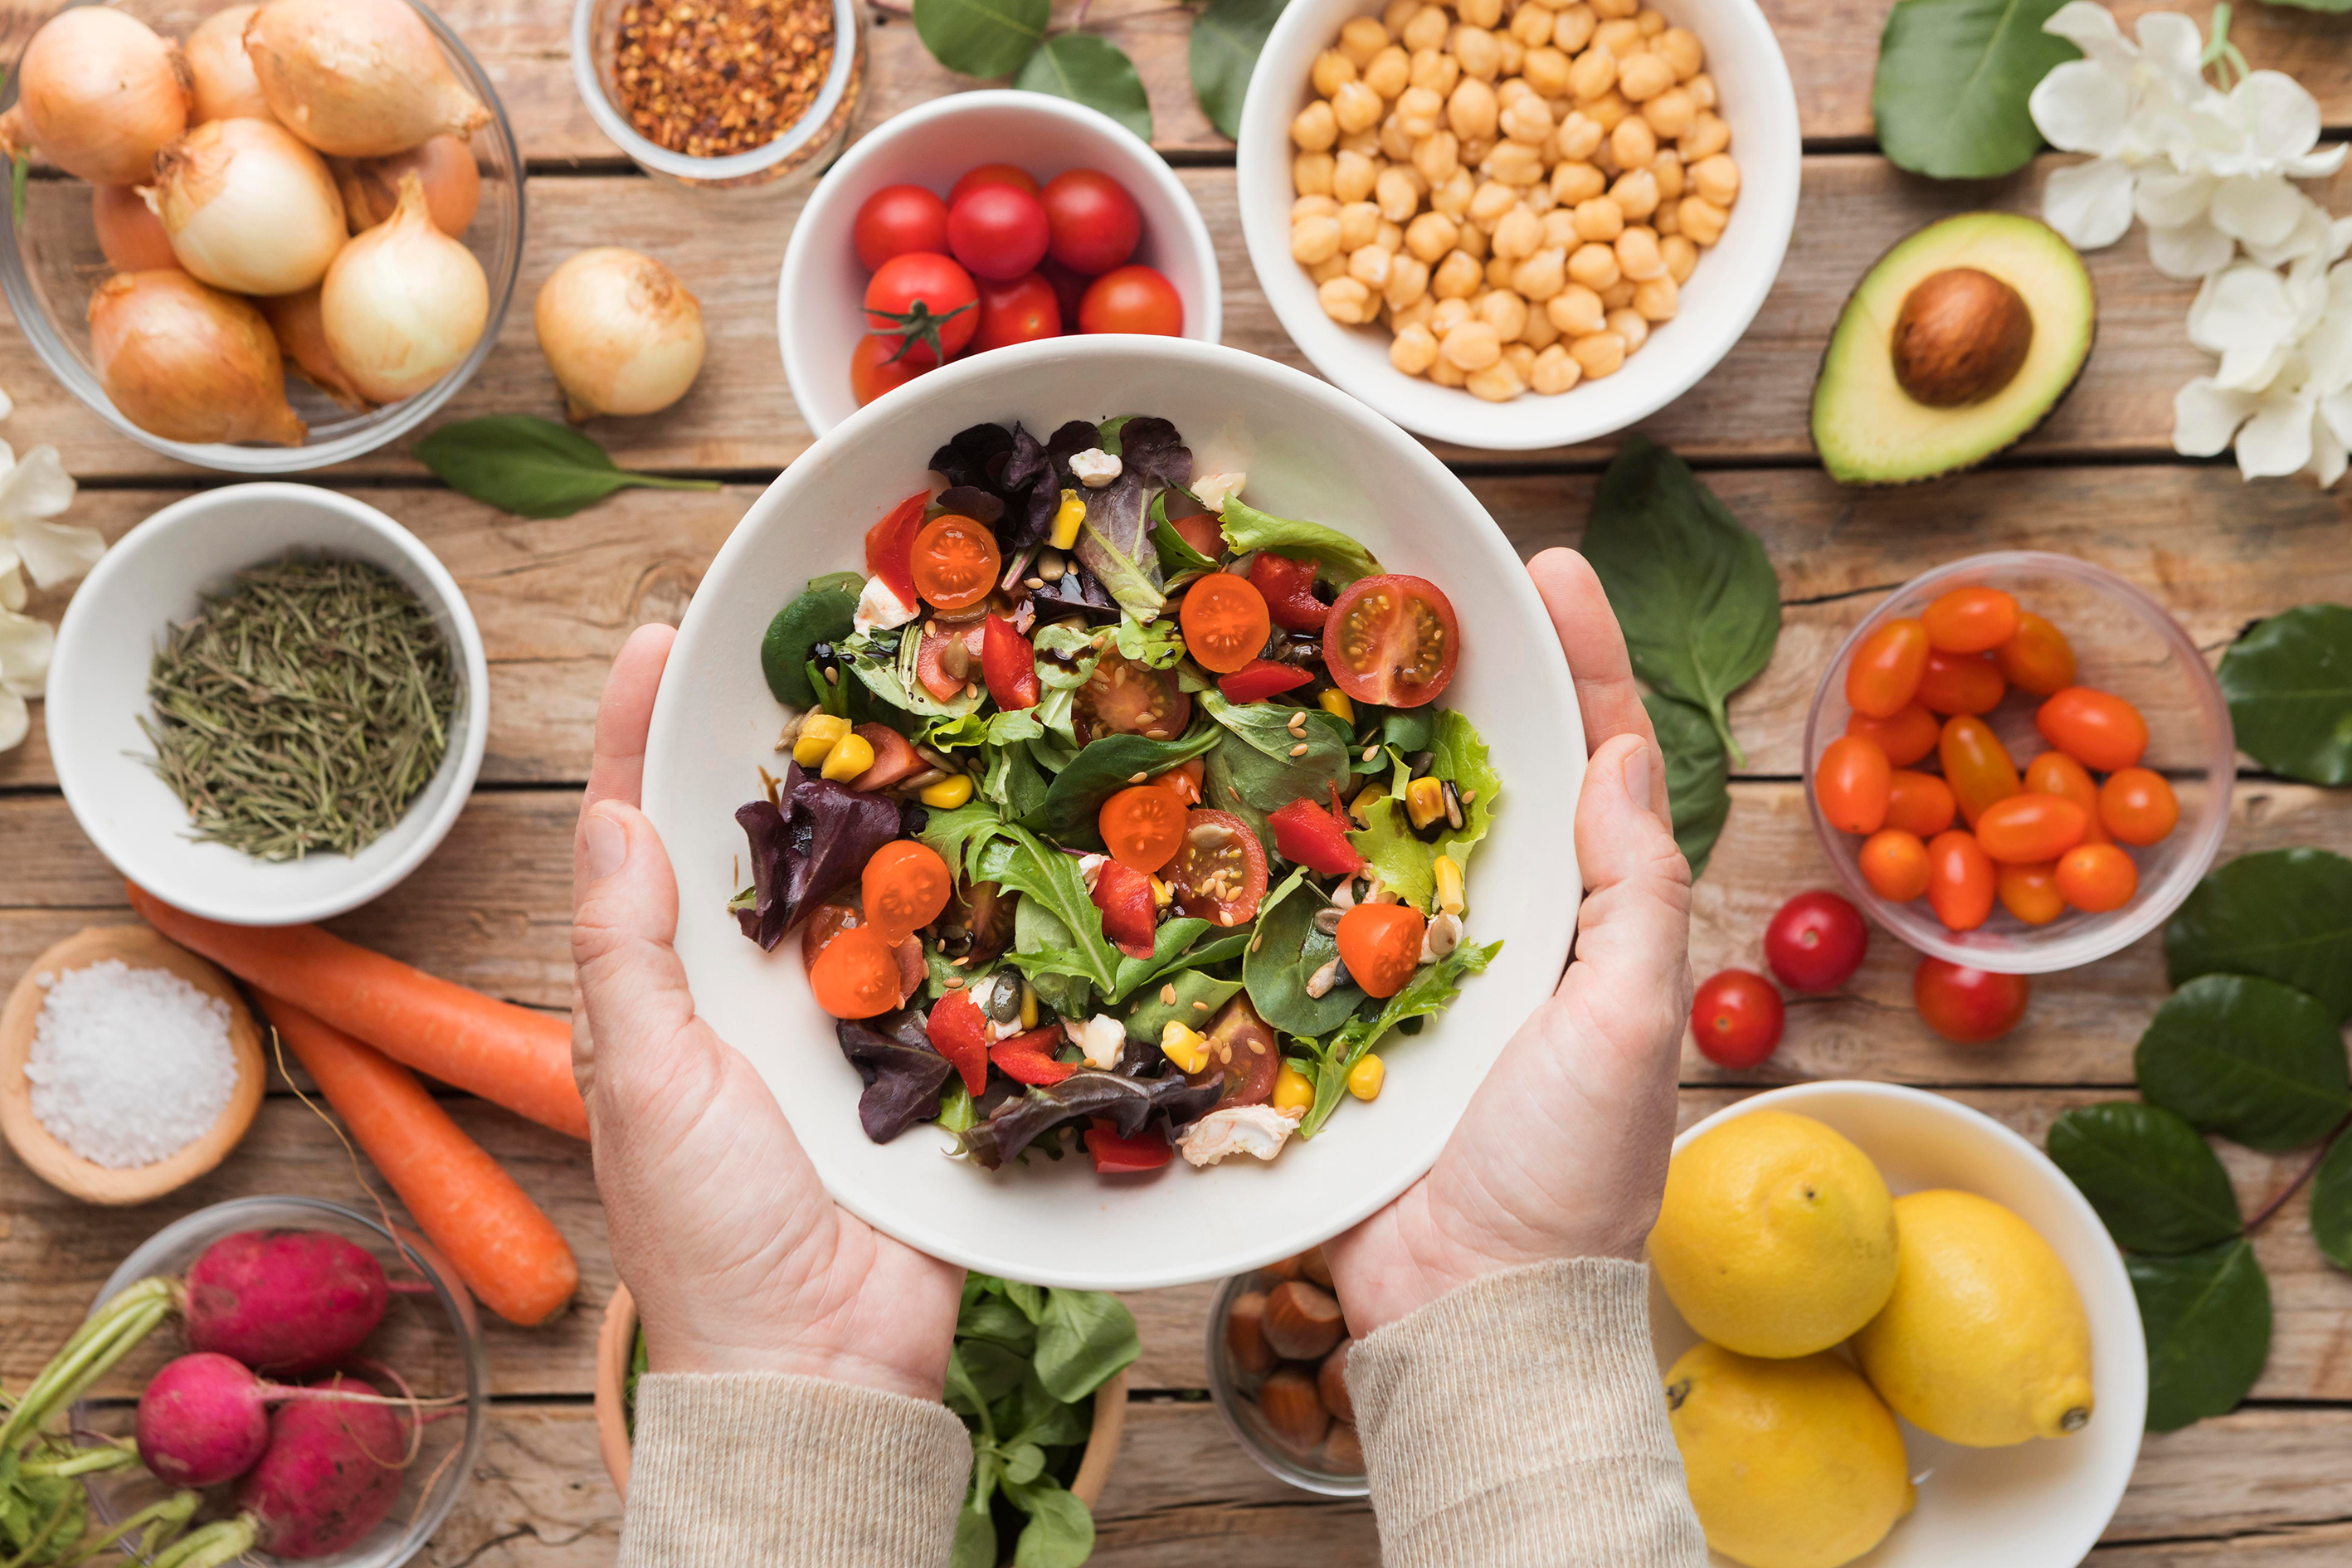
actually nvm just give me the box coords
[2130,1238,2270,1433]
[1189,0,1285,139]
[761,587,859,708]
[1022,726,1223,845]
[1016,33,1152,141]
[952,1503,999,1568]
[414,416,719,519]
[2134,974,2350,1152]
[2309,1132,2352,1273]
[1219,497,1381,586]
[2165,848,2352,1023]
[2046,1102,2242,1255]
[1348,796,1437,912]
[1871,0,2078,180]
[1124,967,1242,1042]
[1643,693,1731,881]
[1009,1482,1095,1568]
[1200,689,1353,815]
[2218,604,2352,786]
[1299,938,1501,1138]
[1034,1289,1141,1401]
[1581,436,1778,767]
[913,0,1049,78]
[1244,867,1364,1035]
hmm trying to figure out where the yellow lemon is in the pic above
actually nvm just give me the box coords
[1851,1189,2095,1446]
[1649,1110,1899,1358]
[1664,1341,1916,1568]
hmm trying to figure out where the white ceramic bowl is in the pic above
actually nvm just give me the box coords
[778,90,1225,437]
[1236,0,1799,451]
[48,485,489,926]
[642,334,1584,1290]
[1653,1083,2145,1568]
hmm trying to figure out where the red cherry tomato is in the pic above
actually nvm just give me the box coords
[1336,902,1425,999]
[1915,650,2006,715]
[862,840,952,942]
[2055,841,2138,913]
[1074,649,1191,742]
[2100,767,2179,846]
[2037,687,2150,772]
[808,924,902,1019]
[1100,784,1190,874]
[1268,796,1365,878]
[1040,257,1092,326]
[1086,1122,1172,1174]
[1249,551,1327,632]
[926,990,991,1096]
[863,489,928,607]
[1166,505,1225,562]
[1913,957,2029,1044]
[1322,573,1459,709]
[853,183,951,271]
[1763,891,1868,992]
[1814,735,1892,836]
[1079,264,1184,335]
[850,333,930,407]
[1845,618,1929,718]
[1994,612,2077,697]
[1921,587,2020,655]
[909,514,1001,611]
[1938,715,2020,828]
[1192,996,1282,1107]
[971,270,1063,353]
[947,182,1051,281]
[1884,770,1957,838]
[1973,792,2091,865]
[2023,751,2107,844]
[914,618,985,703]
[1041,168,1143,275]
[981,614,1040,710]
[1090,857,1160,958]
[1858,829,1931,902]
[849,723,925,791]
[1180,572,1273,674]
[1166,808,1269,927]
[1157,757,1205,806]
[1216,658,1313,704]
[950,163,1039,204]
[1996,861,2065,926]
[1925,829,1997,931]
[1846,703,1941,767]
[1691,970,1785,1068]
[864,251,977,366]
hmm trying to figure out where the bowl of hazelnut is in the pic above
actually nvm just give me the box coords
[1235,0,1799,450]
[1207,1248,1367,1495]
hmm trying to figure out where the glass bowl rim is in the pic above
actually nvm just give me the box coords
[1201,1271,1368,1498]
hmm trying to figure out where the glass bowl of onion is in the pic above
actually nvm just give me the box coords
[0,0,523,473]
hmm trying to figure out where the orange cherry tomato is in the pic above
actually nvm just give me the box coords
[1336,902,1426,999]
[1179,572,1273,674]
[1847,703,1941,767]
[2055,841,2138,913]
[1938,715,2020,827]
[1921,587,2020,655]
[1845,617,1930,718]
[1098,783,1189,873]
[1973,792,2090,865]
[808,924,903,1018]
[1814,735,1892,835]
[1925,829,1997,931]
[2037,687,2149,772]
[1858,829,1931,902]
[1915,650,2006,715]
[1885,770,1957,838]
[1994,612,2077,697]
[908,514,1001,611]
[2099,767,2179,846]
[1996,861,2066,926]
[2022,750,2106,843]
[860,840,952,942]
[1156,756,1205,806]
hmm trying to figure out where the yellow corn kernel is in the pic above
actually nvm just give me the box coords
[820,731,875,782]
[1347,1054,1386,1101]
[1349,782,1386,825]
[1160,1021,1210,1074]
[918,772,974,809]
[1273,1064,1315,1113]
[1020,982,1039,1030]
[1434,854,1465,916]
[1318,689,1357,724]
[1050,488,1087,549]
[1149,874,1175,908]
[792,712,850,766]
[1405,774,1447,829]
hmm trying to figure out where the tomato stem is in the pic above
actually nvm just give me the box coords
[872,299,975,367]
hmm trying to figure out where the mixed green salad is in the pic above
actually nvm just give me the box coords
[733,413,1502,1177]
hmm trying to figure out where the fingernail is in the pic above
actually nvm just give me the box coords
[1620,740,1653,812]
[585,808,627,880]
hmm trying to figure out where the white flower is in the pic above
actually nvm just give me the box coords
[0,439,97,752]
[2174,258,2352,482]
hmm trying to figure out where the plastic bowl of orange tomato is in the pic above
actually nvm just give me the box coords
[1802,552,2235,976]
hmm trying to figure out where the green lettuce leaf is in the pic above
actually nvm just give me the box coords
[1298,939,1502,1138]
[1219,497,1380,586]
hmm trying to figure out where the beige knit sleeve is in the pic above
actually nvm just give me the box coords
[618,1372,972,1568]
[1347,1257,1707,1568]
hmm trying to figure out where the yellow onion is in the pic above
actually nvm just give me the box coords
[93,185,179,273]
[534,248,707,421]
[0,8,191,186]
[186,5,276,124]
[333,135,480,236]
[89,271,306,446]
[261,286,373,411]
[151,118,347,295]
[244,0,489,158]
[320,173,486,402]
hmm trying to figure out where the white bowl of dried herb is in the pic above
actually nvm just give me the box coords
[46,485,489,927]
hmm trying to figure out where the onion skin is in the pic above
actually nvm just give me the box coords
[153,118,348,296]
[244,0,491,158]
[89,271,306,446]
[0,9,192,186]
[94,185,181,273]
[534,247,707,421]
[261,286,374,411]
[321,173,487,402]
[333,136,480,236]
[187,5,276,124]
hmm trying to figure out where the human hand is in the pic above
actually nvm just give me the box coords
[1325,547,1693,1337]
[572,624,964,1400]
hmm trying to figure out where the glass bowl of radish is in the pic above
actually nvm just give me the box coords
[72,1195,488,1566]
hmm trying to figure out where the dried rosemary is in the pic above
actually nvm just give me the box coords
[140,556,460,861]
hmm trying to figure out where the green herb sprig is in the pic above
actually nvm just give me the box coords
[416,416,719,519]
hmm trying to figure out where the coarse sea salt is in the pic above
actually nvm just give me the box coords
[26,960,236,1168]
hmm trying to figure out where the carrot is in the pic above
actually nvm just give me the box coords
[259,992,579,1328]
[128,883,587,1140]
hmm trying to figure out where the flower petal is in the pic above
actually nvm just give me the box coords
[2211,174,2309,248]
[2135,13,2210,100]
[2232,71,2323,163]
[0,691,25,753]
[2244,199,2334,270]
[2148,214,2235,280]
[13,521,105,589]
[2319,387,2352,447]
[2286,142,2350,179]
[0,386,12,423]
[2235,392,2315,478]
[2135,167,2218,227]
[2045,0,2135,67]
[2174,377,2257,456]
[2308,408,2347,487]
[2043,157,2139,250]
[0,607,54,699]
[2300,295,2352,396]
[0,551,21,613]
[0,443,75,527]
[2031,61,2133,154]
[2189,263,2296,355]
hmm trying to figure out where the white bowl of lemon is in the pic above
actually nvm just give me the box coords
[1648,1081,2145,1568]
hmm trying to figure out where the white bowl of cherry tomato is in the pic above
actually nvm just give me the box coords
[777,90,1223,436]
[1803,552,2235,976]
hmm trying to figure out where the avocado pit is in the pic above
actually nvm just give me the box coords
[1890,267,2033,409]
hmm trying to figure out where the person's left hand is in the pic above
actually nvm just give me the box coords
[572,623,963,1400]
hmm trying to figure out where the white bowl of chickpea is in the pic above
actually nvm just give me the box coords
[1237,0,1798,448]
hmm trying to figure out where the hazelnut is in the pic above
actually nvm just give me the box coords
[1319,1338,1356,1424]
[1257,1366,1332,1452]
[1323,1419,1365,1473]
[1301,1247,1334,1289]
[1263,1254,1303,1281]
[1891,267,2033,408]
[1227,1290,1278,1376]
[1262,1279,1346,1361]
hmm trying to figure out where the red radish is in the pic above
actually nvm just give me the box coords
[185,1229,389,1376]
[234,1374,410,1558]
[137,1352,275,1486]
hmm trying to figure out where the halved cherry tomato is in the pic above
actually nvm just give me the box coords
[1216,658,1312,704]
[1925,829,1997,931]
[801,895,926,1000]
[1915,650,2005,715]
[1974,792,2089,865]
[1166,808,1269,927]
[909,514,1001,611]
[1269,796,1366,877]
[848,723,925,791]
[2100,767,2179,846]
[1167,505,1226,563]
[1847,703,1941,767]
[1885,770,1956,837]
[1938,715,2019,827]
[1324,574,1458,709]
[1157,756,1205,806]
[1086,1121,1172,1174]
[863,840,952,941]
[2055,841,2138,912]
[927,989,991,1096]
[981,614,1040,709]
[1074,650,1191,742]
[1249,552,1328,632]
[950,163,1040,204]
[2023,751,2106,844]
[1690,970,1784,1068]
[1337,902,1425,999]
[1845,618,1929,718]
[1914,957,2029,1044]
[1814,735,1892,835]
[850,334,930,407]
[2038,687,2149,772]
[1994,612,2076,697]
[808,924,902,1018]
[1997,861,2065,926]
[1858,829,1931,902]
[1090,857,1160,958]
[1190,996,1280,1106]
[864,489,929,607]
[1180,572,1273,674]
[915,618,986,702]
[991,1025,1077,1086]
[1101,784,1189,874]
[1921,587,2020,655]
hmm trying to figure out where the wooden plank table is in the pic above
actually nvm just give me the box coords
[6,0,2352,1561]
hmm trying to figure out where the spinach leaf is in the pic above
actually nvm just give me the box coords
[2218,604,2352,786]
[1349,797,1437,912]
[1581,436,1778,767]
[1872,0,2078,180]
[1219,497,1381,586]
[1428,709,1500,874]
[1200,689,1352,813]
[1380,707,1434,754]
[1034,1289,1142,1401]
[2134,975,2350,1151]
[415,416,720,519]
[1645,693,1731,879]
[951,1505,997,1568]
[1010,895,1105,1015]
[1298,940,1501,1137]
[1110,920,1251,1002]
[1015,32,1152,141]
[1125,969,1243,1042]
[2310,1133,2352,1273]
[2165,849,2352,1022]
[2046,1102,2242,1255]
[761,587,859,708]
[912,0,1047,77]
[1007,1480,1094,1568]
[2130,1239,2271,1433]
[1244,869,1363,1035]
[1189,0,1285,139]
[1202,741,1269,849]
[959,1293,1040,1357]
[808,570,866,596]
[1074,473,1165,616]
[1023,727,1224,846]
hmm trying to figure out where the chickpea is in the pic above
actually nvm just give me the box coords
[1648,150,1684,201]
[1312,51,1359,98]
[1292,214,1343,264]
[1409,46,1460,95]
[1653,200,1679,236]
[1366,45,1411,98]
[1531,343,1581,392]
[1431,167,1475,218]
[1405,209,1460,262]
[1449,76,1500,139]
[1692,153,1740,207]
[1659,232,1697,282]
[1433,249,1484,298]
[1503,341,1536,381]
[1383,0,1421,33]
[1293,193,1341,220]
[1658,26,1703,77]
[1546,282,1605,334]
[1541,206,1580,248]
[1441,318,1503,369]
[1468,178,1520,226]
[1308,252,1349,283]
[1510,2,1553,46]
[1294,151,1337,196]
[1376,166,1423,222]
[1497,33,1525,75]
[1340,15,1391,65]
[1333,150,1380,203]
[1611,114,1657,169]
[1458,134,1496,167]
[1500,91,1554,144]
[1397,85,1443,138]
[1592,0,1637,17]
[1429,354,1470,387]
[1484,141,1546,186]
[1607,307,1649,352]
[1614,224,1663,280]
[1322,276,1376,323]
[1523,46,1572,97]
[1339,127,1381,156]
[1492,204,1544,260]
[1430,295,1473,336]
[1378,114,1415,160]
[1402,134,1452,187]
[1337,201,1383,250]
[1378,217,1405,251]
[1583,90,1630,130]
[1568,240,1621,290]
[1551,158,1606,204]
[1522,304,1561,348]
[1571,329,1626,377]
[1511,246,1567,300]
[1466,358,1525,402]
[1458,0,1503,27]
[1634,272,1679,320]
[1600,278,1636,309]
[1571,196,1624,242]
[1333,80,1385,134]
[1639,7,1668,33]
[1393,293,1437,332]
[1608,167,1660,222]
[1567,43,1616,100]
[1523,178,1559,215]
[1486,253,1516,288]
[1643,85,1695,139]
[1293,100,1339,151]
[1552,2,1597,54]
[1478,287,1530,340]
[1402,4,1450,52]
[1455,219,1488,259]
[1680,110,1729,160]
[1385,253,1431,309]
[1349,244,1395,290]
[1617,50,1675,105]
[1678,193,1728,246]
[1390,323,1441,374]
[1593,18,1643,56]
[1454,24,1503,80]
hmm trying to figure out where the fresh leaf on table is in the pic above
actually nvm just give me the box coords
[1644,692,1731,880]
[1298,939,1502,1138]
[951,1504,997,1568]
[2130,1239,2271,1433]
[2217,604,2352,786]
[1428,709,1500,874]
[1023,726,1223,846]
[2310,1133,2352,1273]
[1189,0,1285,139]
[959,1293,1040,1357]
[1244,868,1364,1035]
[1033,1288,1141,1401]
[2165,848,2352,1022]
[2132,974,2350,1152]
[1200,689,1353,814]
[1580,436,1779,767]
[913,0,1049,77]
[1871,0,2080,180]
[762,587,859,708]
[415,416,719,519]
[2046,1102,2242,1255]
[1017,32,1153,141]
[1219,497,1381,586]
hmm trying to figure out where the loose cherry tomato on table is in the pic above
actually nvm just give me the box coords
[2023,751,2106,843]
[808,924,903,1019]
[1216,658,1313,704]
[1041,168,1142,275]
[1925,829,1997,931]
[1814,735,1892,835]
[1845,618,1929,718]
[909,514,1001,611]
[970,271,1062,352]
[864,489,930,606]
[1913,957,2029,1044]
[1884,770,1957,837]
[853,183,951,270]
[1180,572,1273,674]
[850,333,931,407]
[1166,808,1270,927]
[1323,573,1459,709]
[1337,902,1425,999]
[1090,857,1160,958]
[1763,891,1868,992]
[1847,703,1941,767]
[1994,612,2077,696]
[981,614,1040,709]
[1086,1122,1172,1174]
[1939,715,2020,827]
[1921,587,2020,655]
[1858,829,1931,902]
[862,840,952,941]
[947,182,1051,281]
[1101,783,1190,874]
[1973,792,2091,865]
[926,990,991,1096]
[864,251,978,366]
[1996,861,2065,926]
[1074,649,1191,742]
[1691,971,1784,1068]
[1079,264,1184,335]
[1268,796,1365,878]
[1914,650,2005,715]
[2055,841,2138,912]
[1249,552,1328,632]
[2038,687,2149,772]
[950,163,1040,203]
[2100,767,2179,845]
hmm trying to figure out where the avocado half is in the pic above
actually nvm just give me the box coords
[1810,212,2096,486]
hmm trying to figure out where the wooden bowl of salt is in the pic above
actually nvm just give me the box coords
[0,926,265,1205]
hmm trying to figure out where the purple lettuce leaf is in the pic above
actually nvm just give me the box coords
[733,762,903,950]
[1115,416,1192,490]
[960,1069,1225,1169]
[837,1008,955,1143]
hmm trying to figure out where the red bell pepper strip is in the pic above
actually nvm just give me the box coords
[981,615,1040,709]
[927,991,991,1097]
[1249,552,1327,632]
[1269,797,1365,877]
[1217,659,1312,704]
[1086,1120,1172,1174]
[864,489,928,608]
[1090,859,1159,959]
[991,1025,1077,1086]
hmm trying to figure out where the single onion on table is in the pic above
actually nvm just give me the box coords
[533,246,707,419]
[186,3,277,125]
[321,173,489,402]
[90,270,308,446]
[244,0,490,158]
[0,7,192,185]
[150,116,348,296]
